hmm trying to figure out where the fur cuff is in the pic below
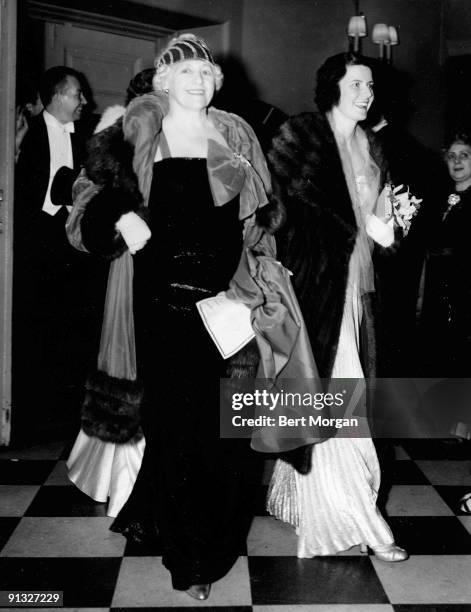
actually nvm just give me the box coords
[81,370,144,443]
[80,186,145,260]
[225,338,260,378]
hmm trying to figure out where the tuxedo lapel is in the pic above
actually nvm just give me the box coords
[37,114,51,174]
[71,124,87,168]
[31,115,51,206]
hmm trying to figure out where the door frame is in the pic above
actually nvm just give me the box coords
[0,0,17,446]
[28,0,218,41]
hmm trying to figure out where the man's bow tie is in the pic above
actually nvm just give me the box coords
[62,122,75,133]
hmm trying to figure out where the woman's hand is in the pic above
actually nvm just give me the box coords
[115,212,151,254]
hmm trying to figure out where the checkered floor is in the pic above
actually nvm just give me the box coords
[1,438,471,611]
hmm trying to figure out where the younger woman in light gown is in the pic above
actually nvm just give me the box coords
[267,52,408,562]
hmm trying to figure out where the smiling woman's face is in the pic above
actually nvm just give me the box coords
[446,142,471,190]
[335,64,374,124]
[165,59,215,111]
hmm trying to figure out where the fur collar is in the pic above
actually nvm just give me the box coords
[270,112,387,232]
[94,105,125,134]
[270,113,354,236]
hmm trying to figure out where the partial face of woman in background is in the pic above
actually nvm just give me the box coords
[446,141,471,189]
[335,64,374,124]
[165,59,216,112]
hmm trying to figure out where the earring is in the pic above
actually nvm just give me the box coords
[164,88,169,94]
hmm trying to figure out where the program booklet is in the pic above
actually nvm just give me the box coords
[196,293,255,359]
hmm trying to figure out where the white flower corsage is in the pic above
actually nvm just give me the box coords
[386,183,423,236]
[442,193,461,221]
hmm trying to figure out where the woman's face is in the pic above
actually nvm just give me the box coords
[165,59,215,111]
[446,142,471,188]
[335,64,374,124]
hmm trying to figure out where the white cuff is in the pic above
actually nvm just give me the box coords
[116,212,151,253]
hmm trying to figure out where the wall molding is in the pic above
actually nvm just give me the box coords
[28,0,218,41]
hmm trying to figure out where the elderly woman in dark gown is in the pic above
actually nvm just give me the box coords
[66,34,280,600]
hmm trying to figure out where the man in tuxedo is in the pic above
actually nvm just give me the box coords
[14,66,101,441]
[16,66,89,253]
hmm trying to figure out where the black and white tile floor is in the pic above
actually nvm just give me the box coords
[1,439,471,611]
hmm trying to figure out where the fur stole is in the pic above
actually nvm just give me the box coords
[80,109,145,260]
[269,112,387,378]
[77,103,151,442]
[94,105,125,134]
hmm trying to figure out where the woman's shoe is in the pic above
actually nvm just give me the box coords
[186,584,211,600]
[372,543,408,562]
[459,491,471,513]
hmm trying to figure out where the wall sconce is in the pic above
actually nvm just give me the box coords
[372,23,390,60]
[386,25,399,63]
[347,15,367,53]
[347,15,399,63]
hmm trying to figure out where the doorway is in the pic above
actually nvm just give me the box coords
[8,0,227,447]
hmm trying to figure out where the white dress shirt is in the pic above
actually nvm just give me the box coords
[42,110,74,216]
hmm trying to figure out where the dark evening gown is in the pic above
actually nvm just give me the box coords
[420,186,471,375]
[440,187,471,374]
[110,157,260,590]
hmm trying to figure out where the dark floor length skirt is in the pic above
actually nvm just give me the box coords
[111,300,262,590]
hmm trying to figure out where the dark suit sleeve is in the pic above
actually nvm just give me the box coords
[15,121,50,213]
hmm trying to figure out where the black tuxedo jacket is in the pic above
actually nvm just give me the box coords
[15,112,90,224]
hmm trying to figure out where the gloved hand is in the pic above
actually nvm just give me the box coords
[365,214,395,247]
[115,211,151,254]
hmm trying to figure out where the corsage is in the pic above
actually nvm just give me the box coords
[386,183,423,236]
[442,193,461,221]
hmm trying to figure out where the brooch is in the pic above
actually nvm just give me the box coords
[233,151,251,167]
[443,193,461,221]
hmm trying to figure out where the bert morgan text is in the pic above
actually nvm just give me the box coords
[231,415,359,429]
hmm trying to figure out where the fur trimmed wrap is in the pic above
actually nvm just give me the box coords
[269,112,389,380]
[67,92,282,443]
[265,113,390,473]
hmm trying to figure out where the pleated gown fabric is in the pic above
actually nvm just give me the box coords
[268,278,395,556]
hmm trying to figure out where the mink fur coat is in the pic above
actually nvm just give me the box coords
[269,112,390,380]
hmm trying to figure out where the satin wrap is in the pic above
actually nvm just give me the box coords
[226,224,328,453]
